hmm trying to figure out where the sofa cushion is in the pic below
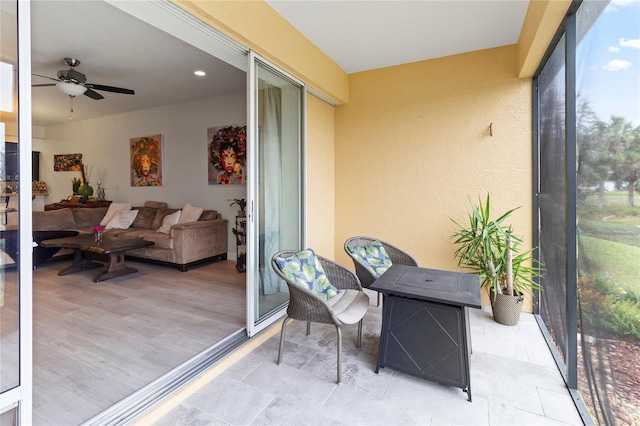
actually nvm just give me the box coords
[99,203,132,226]
[144,201,168,209]
[178,203,203,223]
[131,207,157,229]
[101,228,131,237]
[198,210,219,221]
[157,210,181,233]
[142,232,174,249]
[120,229,154,239]
[33,209,77,231]
[72,207,109,229]
[151,208,180,230]
[106,210,139,229]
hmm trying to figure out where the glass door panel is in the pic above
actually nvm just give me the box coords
[247,55,303,336]
[1,0,20,395]
[1,0,32,423]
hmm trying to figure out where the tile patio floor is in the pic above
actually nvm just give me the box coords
[140,290,584,425]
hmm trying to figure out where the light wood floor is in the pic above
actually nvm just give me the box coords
[4,258,246,425]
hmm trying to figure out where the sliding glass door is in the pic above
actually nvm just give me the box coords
[1,0,33,424]
[246,54,304,336]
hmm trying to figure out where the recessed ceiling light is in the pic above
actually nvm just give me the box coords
[194,70,206,77]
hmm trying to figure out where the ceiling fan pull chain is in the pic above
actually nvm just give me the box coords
[69,95,74,120]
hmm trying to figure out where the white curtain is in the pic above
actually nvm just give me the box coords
[258,86,282,295]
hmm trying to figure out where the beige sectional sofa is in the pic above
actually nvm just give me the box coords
[33,201,228,271]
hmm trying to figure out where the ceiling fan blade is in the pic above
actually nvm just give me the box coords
[83,89,104,100]
[32,84,56,87]
[32,73,60,82]
[86,84,135,95]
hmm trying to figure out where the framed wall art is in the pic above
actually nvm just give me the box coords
[54,153,83,171]
[208,124,246,185]
[130,134,163,186]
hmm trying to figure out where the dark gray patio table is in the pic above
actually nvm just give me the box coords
[370,264,481,401]
[40,234,153,282]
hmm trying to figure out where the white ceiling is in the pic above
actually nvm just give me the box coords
[11,1,529,127]
[266,0,530,73]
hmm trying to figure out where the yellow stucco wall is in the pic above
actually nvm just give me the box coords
[306,94,336,258]
[334,45,535,309]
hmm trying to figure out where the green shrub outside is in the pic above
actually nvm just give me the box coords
[579,276,640,341]
[577,191,640,341]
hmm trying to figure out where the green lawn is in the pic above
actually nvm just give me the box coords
[578,234,640,292]
[578,216,640,248]
[578,190,640,248]
[579,190,640,208]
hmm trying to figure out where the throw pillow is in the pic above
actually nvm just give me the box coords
[198,210,218,221]
[131,207,157,229]
[274,249,338,300]
[100,203,132,226]
[151,208,180,229]
[347,240,392,278]
[144,200,168,209]
[105,210,139,230]
[178,203,203,223]
[156,210,181,234]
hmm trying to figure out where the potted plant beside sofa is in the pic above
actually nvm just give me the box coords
[450,194,543,325]
[229,198,247,217]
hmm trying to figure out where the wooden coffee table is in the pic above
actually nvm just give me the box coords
[40,234,153,282]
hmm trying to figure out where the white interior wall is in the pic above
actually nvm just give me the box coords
[36,90,247,257]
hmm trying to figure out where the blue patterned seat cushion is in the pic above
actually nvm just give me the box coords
[347,240,392,278]
[275,249,339,300]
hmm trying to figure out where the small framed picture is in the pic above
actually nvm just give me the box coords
[130,135,163,186]
[54,153,83,171]
[208,125,246,185]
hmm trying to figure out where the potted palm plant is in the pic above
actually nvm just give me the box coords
[229,198,247,217]
[450,194,543,325]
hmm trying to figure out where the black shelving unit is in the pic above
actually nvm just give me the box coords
[235,216,246,272]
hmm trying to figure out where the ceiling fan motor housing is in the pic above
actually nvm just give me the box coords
[57,68,86,84]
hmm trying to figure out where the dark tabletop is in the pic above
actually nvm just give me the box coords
[40,234,153,254]
[370,264,482,308]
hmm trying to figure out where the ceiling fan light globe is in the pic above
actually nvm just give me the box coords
[56,81,87,97]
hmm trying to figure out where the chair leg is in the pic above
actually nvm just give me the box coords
[335,325,342,384]
[306,321,311,336]
[357,319,363,350]
[277,316,292,365]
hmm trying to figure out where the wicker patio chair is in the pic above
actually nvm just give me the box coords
[271,249,370,384]
[344,236,418,306]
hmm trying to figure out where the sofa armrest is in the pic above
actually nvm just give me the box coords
[170,219,228,263]
[171,219,226,232]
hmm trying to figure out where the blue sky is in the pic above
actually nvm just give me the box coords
[577,0,640,127]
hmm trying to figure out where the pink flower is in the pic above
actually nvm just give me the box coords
[92,225,105,233]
